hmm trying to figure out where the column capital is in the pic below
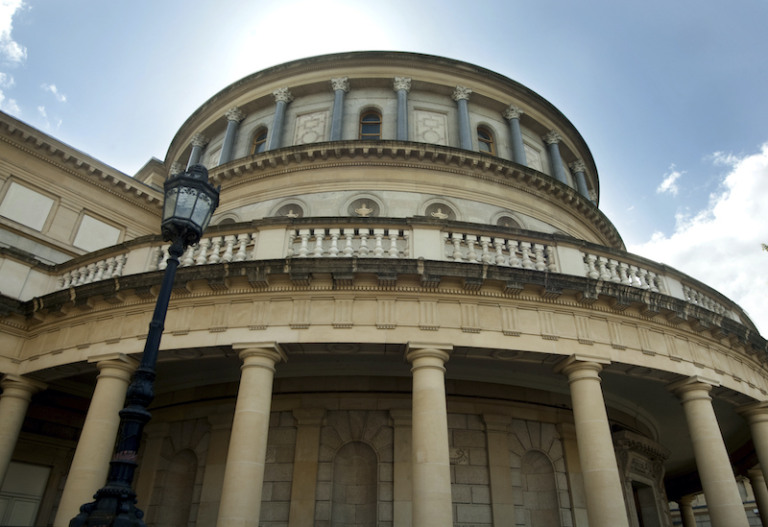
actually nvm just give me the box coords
[331,77,350,92]
[233,341,287,364]
[273,87,294,103]
[554,354,610,379]
[569,160,587,173]
[224,107,245,123]
[0,374,47,397]
[543,130,561,145]
[668,375,719,400]
[503,104,524,120]
[405,342,452,366]
[452,85,472,101]
[393,76,411,93]
[292,407,325,426]
[191,133,209,148]
[749,466,766,482]
[677,494,696,507]
[737,401,768,422]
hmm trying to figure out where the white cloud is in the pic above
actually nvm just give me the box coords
[657,165,683,196]
[0,87,19,115]
[42,83,66,102]
[36,104,45,117]
[0,71,12,87]
[0,0,26,63]
[630,144,768,335]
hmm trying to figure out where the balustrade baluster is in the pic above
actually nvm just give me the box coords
[343,229,355,257]
[508,240,522,267]
[373,229,385,257]
[618,262,631,285]
[158,245,169,270]
[520,242,534,269]
[598,257,611,281]
[222,235,236,262]
[546,246,557,272]
[451,233,464,262]
[61,272,71,289]
[608,259,620,282]
[494,238,506,265]
[388,230,399,258]
[94,260,106,281]
[359,230,370,257]
[298,229,311,257]
[480,236,493,264]
[313,229,325,257]
[466,235,478,263]
[195,238,211,265]
[114,255,126,277]
[647,271,660,293]
[208,237,222,264]
[628,266,640,287]
[585,254,599,279]
[328,229,340,257]
[533,244,546,271]
[234,233,249,262]
[105,257,116,278]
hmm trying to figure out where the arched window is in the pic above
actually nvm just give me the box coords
[477,126,495,154]
[251,127,268,154]
[359,110,382,140]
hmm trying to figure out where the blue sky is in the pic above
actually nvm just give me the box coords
[2,0,768,333]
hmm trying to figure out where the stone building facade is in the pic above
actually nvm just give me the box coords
[0,51,767,527]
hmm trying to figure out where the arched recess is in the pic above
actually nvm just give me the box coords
[153,449,198,527]
[521,450,561,527]
[331,441,378,526]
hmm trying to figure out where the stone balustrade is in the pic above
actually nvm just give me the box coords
[0,220,743,326]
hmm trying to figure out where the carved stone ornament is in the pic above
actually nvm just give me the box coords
[503,104,524,120]
[273,87,294,103]
[452,85,472,101]
[569,160,587,174]
[224,107,245,123]
[543,130,561,145]
[354,202,374,217]
[331,77,350,92]
[393,76,412,92]
[169,161,184,176]
[190,133,209,148]
[430,207,449,219]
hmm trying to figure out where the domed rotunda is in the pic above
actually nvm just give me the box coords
[0,51,767,527]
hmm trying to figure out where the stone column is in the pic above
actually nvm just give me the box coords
[738,403,768,484]
[483,414,516,526]
[677,495,697,527]
[0,375,46,485]
[197,412,234,526]
[569,160,591,199]
[187,133,209,168]
[329,77,349,141]
[53,355,137,527]
[406,343,453,527]
[218,107,246,165]
[669,378,750,527]
[452,86,473,150]
[394,77,411,141]
[267,87,293,150]
[216,343,286,527]
[390,409,413,527]
[543,130,569,185]
[288,408,325,527]
[503,104,527,165]
[749,468,768,526]
[556,357,629,527]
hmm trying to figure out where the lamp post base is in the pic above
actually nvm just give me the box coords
[70,483,145,527]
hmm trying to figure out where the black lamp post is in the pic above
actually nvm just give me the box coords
[70,164,219,527]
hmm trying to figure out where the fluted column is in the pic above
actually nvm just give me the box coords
[543,130,569,185]
[452,86,473,150]
[267,87,293,150]
[187,133,209,168]
[216,343,286,527]
[738,403,768,484]
[329,77,349,141]
[390,409,413,527]
[748,468,768,526]
[569,160,591,199]
[53,355,137,527]
[503,104,527,165]
[218,107,246,165]
[556,357,629,527]
[0,375,46,485]
[677,495,697,527]
[483,414,516,526]
[669,378,749,527]
[406,343,453,526]
[288,408,325,527]
[394,77,411,141]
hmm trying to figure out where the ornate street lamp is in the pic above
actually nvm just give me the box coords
[71,165,219,527]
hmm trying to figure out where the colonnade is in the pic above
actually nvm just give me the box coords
[181,77,593,200]
[1,345,766,527]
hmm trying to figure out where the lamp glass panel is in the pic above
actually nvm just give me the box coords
[174,187,199,220]
[163,187,179,222]
[190,192,214,229]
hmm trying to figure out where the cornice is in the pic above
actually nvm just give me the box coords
[0,112,162,211]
